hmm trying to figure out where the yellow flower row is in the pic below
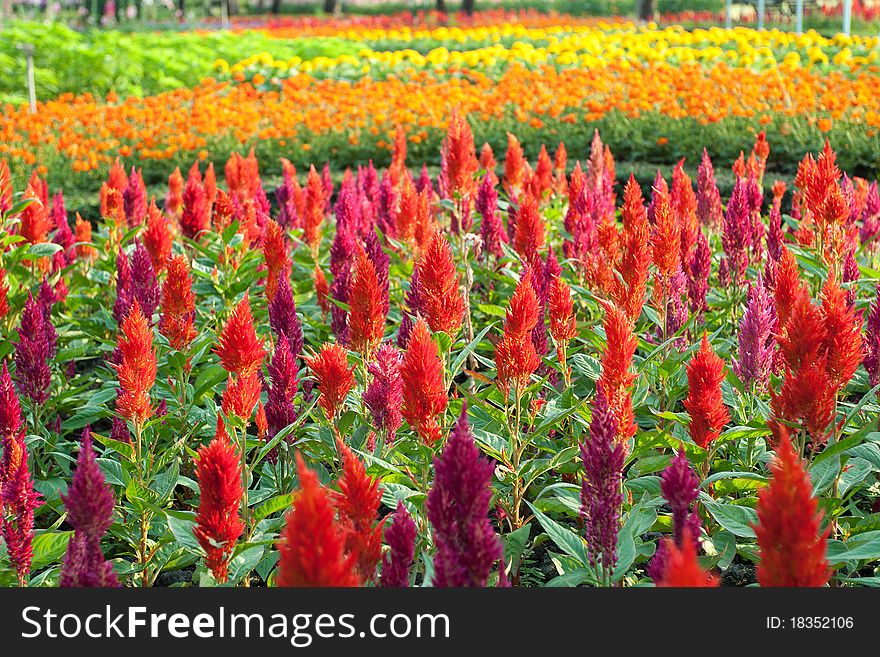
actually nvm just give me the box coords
[215,23,880,79]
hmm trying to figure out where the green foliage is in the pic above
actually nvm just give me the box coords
[0,21,360,103]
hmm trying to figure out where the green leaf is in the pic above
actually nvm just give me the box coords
[545,569,597,587]
[253,493,295,522]
[527,502,589,567]
[450,323,494,376]
[228,545,265,585]
[701,497,758,538]
[165,510,201,553]
[92,431,134,460]
[30,531,73,569]
[813,433,866,465]
[27,242,63,258]
[502,523,531,575]
[810,456,840,495]
[827,531,880,564]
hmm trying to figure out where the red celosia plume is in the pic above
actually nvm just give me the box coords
[275,453,360,587]
[754,433,831,587]
[683,334,730,449]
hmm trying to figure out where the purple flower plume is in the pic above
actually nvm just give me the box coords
[14,293,52,405]
[265,335,299,442]
[268,274,304,359]
[696,149,722,228]
[363,343,403,443]
[380,502,416,588]
[687,228,710,316]
[721,178,752,285]
[732,275,775,388]
[428,403,502,587]
[579,386,625,578]
[59,428,119,587]
[865,284,880,386]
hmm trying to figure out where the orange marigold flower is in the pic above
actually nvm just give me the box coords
[348,245,386,355]
[754,432,830,587]
[415,231,465,336]
[159,254,197,352]
[400,319,447,446]
[276,453,360,587]
[597,302,638,442]
[113,300,156,424]
[683,334,730,449]
[305,343,355,421]
[214,294,265,377]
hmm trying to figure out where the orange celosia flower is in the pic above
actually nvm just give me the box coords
[443,111,479,201]
[774,246,806,328]
[503,132,526,199]
[159,254,197,352]
[388,125,408,186]
[214,294,265,377]
[142,199,172,272]
[612,175,652,321]
[415,231,465,336]
[671,161,698,266]
[0,268,9,319]
[276,452,360,587]
[315,266,330,317]
[479,142,497,184]
[547,273,578,348]
[334,440,384,583]
[302,165,326,253]
[165,166,184,220]
[512,189,545,260]
[395,174,418,244]
[754,432,830,587]
[261,219,291,303]
[221,372,262,422]
[348,245,386,355]
[773,290,836,438]
[531,144,553,199]
[683,334,730,449]
[74,213,97,262]
[650,186,680,279]
[654,529,719,587]
[819,275,864,391]
[113,299,157,424]
[305,343,355,421]
[400,318,447,446]
[19,176,51,246]
[495,270,542,395]
[597,302,638,442]
[412,187,436,255]
[193,416,243,584]
[0,159,12,213]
